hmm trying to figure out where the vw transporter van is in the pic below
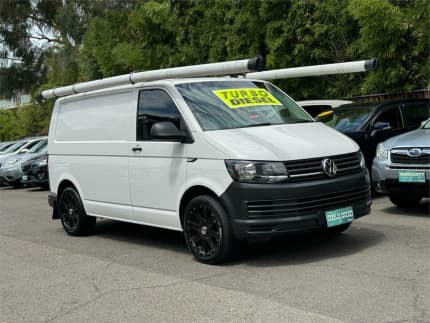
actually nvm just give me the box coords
[47,77,371,264]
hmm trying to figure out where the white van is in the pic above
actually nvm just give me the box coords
[48,77,371,264]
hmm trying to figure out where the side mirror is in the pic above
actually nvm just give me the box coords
[150,121,184,141]
[371,122,391,137]
[19,148,29,154]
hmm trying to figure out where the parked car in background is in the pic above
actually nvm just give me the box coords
[315,99,430,168]
[0,137,45,163]
[372,118,430,208]
[0,138,47,187]
[0,141,16,152]
[21,153,49,189]
[297,99,353,117]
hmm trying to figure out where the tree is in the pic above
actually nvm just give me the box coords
[347,0,430,93]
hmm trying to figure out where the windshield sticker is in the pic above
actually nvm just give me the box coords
[317,110,334,117]
[213,88,282,109]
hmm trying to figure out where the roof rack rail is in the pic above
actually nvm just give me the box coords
[245,59,377,80]
[41,56,264,99]
[41,57,377,99]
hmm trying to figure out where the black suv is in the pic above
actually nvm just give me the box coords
[21,154,49,189]
[316,99,430,168]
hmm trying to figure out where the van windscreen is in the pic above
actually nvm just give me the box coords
[176,81,312,131]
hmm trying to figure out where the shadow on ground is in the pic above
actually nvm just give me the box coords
[92,219,385,266]
[95,220,189,255]
[237,227,385,267]
[381,198,429,218]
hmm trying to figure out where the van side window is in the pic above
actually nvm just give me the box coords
[137,89,181,140]
[373,107,403,129]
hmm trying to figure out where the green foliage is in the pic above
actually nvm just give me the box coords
[0,109,25,141]
[0,0,429,140]
[347,0,430,92]
[0,103,52,141]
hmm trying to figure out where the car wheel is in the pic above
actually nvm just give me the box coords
[325,223,351,235]
[183,195,237,265]
[59,187,95,236]
[389,194,422,208]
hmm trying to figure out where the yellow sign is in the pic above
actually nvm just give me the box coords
[213,88,282,109]
[317,110,334,117]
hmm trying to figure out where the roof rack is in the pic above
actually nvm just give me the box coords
[41,56,263,99]
[41,57,377,99]
[245,59,377,80]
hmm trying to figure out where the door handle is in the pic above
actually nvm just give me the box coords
[132,146,142,152]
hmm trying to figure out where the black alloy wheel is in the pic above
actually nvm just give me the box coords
[184,195,236,264]
[59,187,95,236]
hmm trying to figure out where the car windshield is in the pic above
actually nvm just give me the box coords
[176,81,312,131]
[0,141,27,154]
[0,143,14,153]
[423,119,430,129]
[28,139,47,153]
[315,106,375,132]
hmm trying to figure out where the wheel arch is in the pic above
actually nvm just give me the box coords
[179,185,220,228]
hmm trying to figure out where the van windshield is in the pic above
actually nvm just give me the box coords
[176,81,312,131]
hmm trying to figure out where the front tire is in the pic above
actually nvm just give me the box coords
[183,195,237,265]
[59,187,95,236]
[389,194,422,208]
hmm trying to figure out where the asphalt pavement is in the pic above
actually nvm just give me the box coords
[0,187,429,322]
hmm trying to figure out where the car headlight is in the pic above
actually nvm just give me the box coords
[3,158,20,168]
[376,143,388,159]
[38,158,48,166]
[359,151,366,168]
[225,160,288,183]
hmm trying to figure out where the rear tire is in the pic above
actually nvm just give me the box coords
[59,187,95,236]
[389,194,422,208]
[183,195,237,265]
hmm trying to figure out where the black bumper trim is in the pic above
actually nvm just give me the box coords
[220,171,371,240]
[382,179,430,197]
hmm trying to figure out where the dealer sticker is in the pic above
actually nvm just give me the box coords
[213,88,282,109]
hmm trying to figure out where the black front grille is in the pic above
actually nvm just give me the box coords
[391,152,430,164]
[284,152,362,183]
[246,186,370,219]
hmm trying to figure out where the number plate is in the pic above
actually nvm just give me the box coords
[22,175,28,181]
[325,206,354,228]
[398,171,426,183]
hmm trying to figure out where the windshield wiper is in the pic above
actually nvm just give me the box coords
[238,123,277,128]
[288,119,314,124]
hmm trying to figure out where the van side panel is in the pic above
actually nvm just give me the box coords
[49,90,136,219]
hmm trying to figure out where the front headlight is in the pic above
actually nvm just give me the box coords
[359,151,366,168]
[38,158,48,166]
[376,143,388,159]
[3,158,20,168]
[225,160,288,183]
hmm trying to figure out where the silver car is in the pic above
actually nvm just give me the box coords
[372,119,430,208]
[0,138,48,187]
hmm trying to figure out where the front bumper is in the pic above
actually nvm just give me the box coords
[0,167,23,183]
[372,157,430,196]
[220,170,371,240]
[21,164,49,187]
